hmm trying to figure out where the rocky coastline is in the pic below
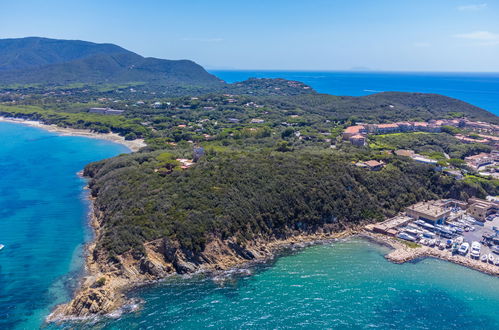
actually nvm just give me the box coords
[46,212,499,325]
[46,200,358,324]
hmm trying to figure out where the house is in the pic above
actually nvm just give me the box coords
[342,125,366,140]
[363,160,385,171]
[349,134,366,146]
[250,119,265,124]
[88,107,125,115]
[412,156,438,165]
[443,169,463,180]
[375,123,400,134]
[467,198,498,221]
[394,149,415,157]
[465,152,494,169]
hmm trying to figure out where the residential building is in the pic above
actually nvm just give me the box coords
[88,107,125,115]
[342,125,366,140]
[467,198,499,221]
[363,160,385,171]
[349,134,366,146]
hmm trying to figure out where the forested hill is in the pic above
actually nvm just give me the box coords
[259,92,499,124]
[84,150,495,263]
[0,37,223,87]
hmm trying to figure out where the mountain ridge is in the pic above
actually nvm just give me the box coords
[0,37,223,87]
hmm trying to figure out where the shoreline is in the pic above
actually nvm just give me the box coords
[47,219,499,324]
[46,216,358,324]
[0,116,146,152]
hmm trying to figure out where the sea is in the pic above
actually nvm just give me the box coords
[0,71,498,329]
[0,122,129,329]
[212,71,499,116]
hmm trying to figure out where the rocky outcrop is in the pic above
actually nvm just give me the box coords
[47,211,355,323]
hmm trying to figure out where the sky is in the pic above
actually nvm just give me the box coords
[1,0,499,71]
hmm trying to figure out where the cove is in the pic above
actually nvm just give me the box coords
[92,238,499,329]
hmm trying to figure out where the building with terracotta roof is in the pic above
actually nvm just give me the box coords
[342,125,366,140]
[363,160,385,171]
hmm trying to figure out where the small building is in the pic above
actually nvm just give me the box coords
[369,216,412,236]
[467,198,498,221]
[363,160,385,171]
[443,169,463,180]
[405,201,451,225]
[88,107,125,115]
[465,152,494,170]
[349,134,366,146]
[394,149,415,157]
[250,119,265,124]
[412,156,438,165]
[342,125,366,140]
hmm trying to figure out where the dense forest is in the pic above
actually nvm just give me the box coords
[84,149,496,264]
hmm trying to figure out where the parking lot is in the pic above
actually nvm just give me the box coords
[396,209,499,265]
[462,215,499,256]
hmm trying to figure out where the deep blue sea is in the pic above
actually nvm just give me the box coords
[0,122,129,329]
[211,71,499,116]
[1,71,499,329]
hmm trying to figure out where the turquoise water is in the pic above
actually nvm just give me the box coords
[78,239,499,329]
[211,71,499,116]
[0,122,129,329]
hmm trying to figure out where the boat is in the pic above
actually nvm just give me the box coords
[422,231,435,239]
[458,242,469,255]
[451,243,459,254]
[480,254,488,262]
[470,241,481,258]
[488,253,495,263]
[397,232,416,242]
[403,228,420,236]
[445,239,453,248]
[439,242,446,250]
[491,245,499,254]
[455,236,464,245]
[429,239,436,247]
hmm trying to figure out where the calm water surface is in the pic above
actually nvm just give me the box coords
[0,122,129,329]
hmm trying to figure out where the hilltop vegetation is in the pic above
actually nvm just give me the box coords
[0,37,223,88]
[85,149,496,259]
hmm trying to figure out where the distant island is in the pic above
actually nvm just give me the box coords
[0,37,497,322]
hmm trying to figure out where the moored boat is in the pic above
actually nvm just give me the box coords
[480,254,488,262]
[458,242,469,255]
[488,253,495,263]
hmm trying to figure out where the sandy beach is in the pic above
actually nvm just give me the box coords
[0,116,146,152]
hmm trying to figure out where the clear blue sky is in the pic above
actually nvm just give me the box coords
[1,0,498,71]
